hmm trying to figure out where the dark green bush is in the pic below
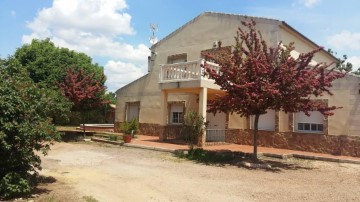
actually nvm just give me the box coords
[0,61,60,199]
[0,172,31,199]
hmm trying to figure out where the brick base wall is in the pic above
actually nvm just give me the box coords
[225,129,360,157]
[139,123,164,136]
[114,122,183,139]
[115,122,360,157]
[114,122,162,136]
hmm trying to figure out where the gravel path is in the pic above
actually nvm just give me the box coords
[37,142,360,202]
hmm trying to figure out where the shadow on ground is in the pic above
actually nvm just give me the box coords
[30,175,57,196]
[175,148,315,173]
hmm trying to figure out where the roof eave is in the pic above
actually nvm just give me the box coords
[281,21,338,62]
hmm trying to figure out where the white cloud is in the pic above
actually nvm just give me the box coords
[22,0,150,91]
[327,30,360,50]
[104,60,147,92]
[25,0,133,37]
[295,0,321,7]
[348,56,360,69]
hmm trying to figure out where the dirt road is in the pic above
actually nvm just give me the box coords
[36,142,360,202]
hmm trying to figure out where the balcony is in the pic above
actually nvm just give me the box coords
[159,59,220,83]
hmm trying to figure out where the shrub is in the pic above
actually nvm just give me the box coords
[182,111,205,150]
[120,118,139,136]
[109,134,118,141]
[0,61,60,199]
[0,172,31,199]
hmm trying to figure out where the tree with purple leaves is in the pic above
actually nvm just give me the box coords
[202,20,345,162]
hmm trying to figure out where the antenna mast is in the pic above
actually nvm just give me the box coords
[149,23,158,45]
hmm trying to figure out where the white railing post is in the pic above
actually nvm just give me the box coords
[198,59,203,79]
[159,59,219,83]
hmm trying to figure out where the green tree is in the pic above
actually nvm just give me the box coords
[0,59,61,199]
[104,91,116,105]
[14,39,106,125]
[327,49,353,73]
[14,38,103,87]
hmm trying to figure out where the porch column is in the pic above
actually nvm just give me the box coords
[160,90,168,141]
[198,87,207,146]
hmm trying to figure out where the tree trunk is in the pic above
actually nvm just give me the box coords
[252,114,260,162]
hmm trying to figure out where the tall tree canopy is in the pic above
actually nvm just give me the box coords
[0,59,61,199]
[14,39,104,88]
[203,20,345,161]
[13,39,108,124]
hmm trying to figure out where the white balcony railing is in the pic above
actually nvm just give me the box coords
[159,59,220,83]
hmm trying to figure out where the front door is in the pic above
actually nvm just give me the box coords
[206,112,226,142]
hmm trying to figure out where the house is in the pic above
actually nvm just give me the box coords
[116,12,360,157]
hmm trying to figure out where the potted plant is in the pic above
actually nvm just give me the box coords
[120,118,139,143]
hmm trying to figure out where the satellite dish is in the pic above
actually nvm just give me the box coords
[149,36,158,45]
[149,23,158,45]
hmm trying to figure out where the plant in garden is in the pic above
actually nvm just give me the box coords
[58,68,107,137]
[202,20,345,162]
[0,59,60,199]
[182,111,205,150]
[120,118,139,136]
[109,134,118,141]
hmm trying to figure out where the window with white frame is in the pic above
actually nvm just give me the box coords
[169,103,184,124]
[126,102,140,121]
[295,111,324,133]
[250,110,276,131]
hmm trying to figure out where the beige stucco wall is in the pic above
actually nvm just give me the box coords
[279,26,335,64]
[117,13,281,125]
[322,75,360,136]
[116,12,360,137]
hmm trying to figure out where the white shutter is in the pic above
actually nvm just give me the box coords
[295,111,323,124]
[251,110,275,131]
[258,110,275,131]
[127,103,139,121]
[170,104,183,113]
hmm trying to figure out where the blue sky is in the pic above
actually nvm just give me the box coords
[1,0,360,92]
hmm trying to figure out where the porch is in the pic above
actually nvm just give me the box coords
[158,59,227,145]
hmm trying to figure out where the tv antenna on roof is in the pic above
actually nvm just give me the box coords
[149,23,158,45]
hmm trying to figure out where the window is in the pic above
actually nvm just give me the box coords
[169,103,184,124]
[250,110,276,131]
[126,102,140,121]
[167,53,187,64]
[295,111,324,133]
[172,112,184,124]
